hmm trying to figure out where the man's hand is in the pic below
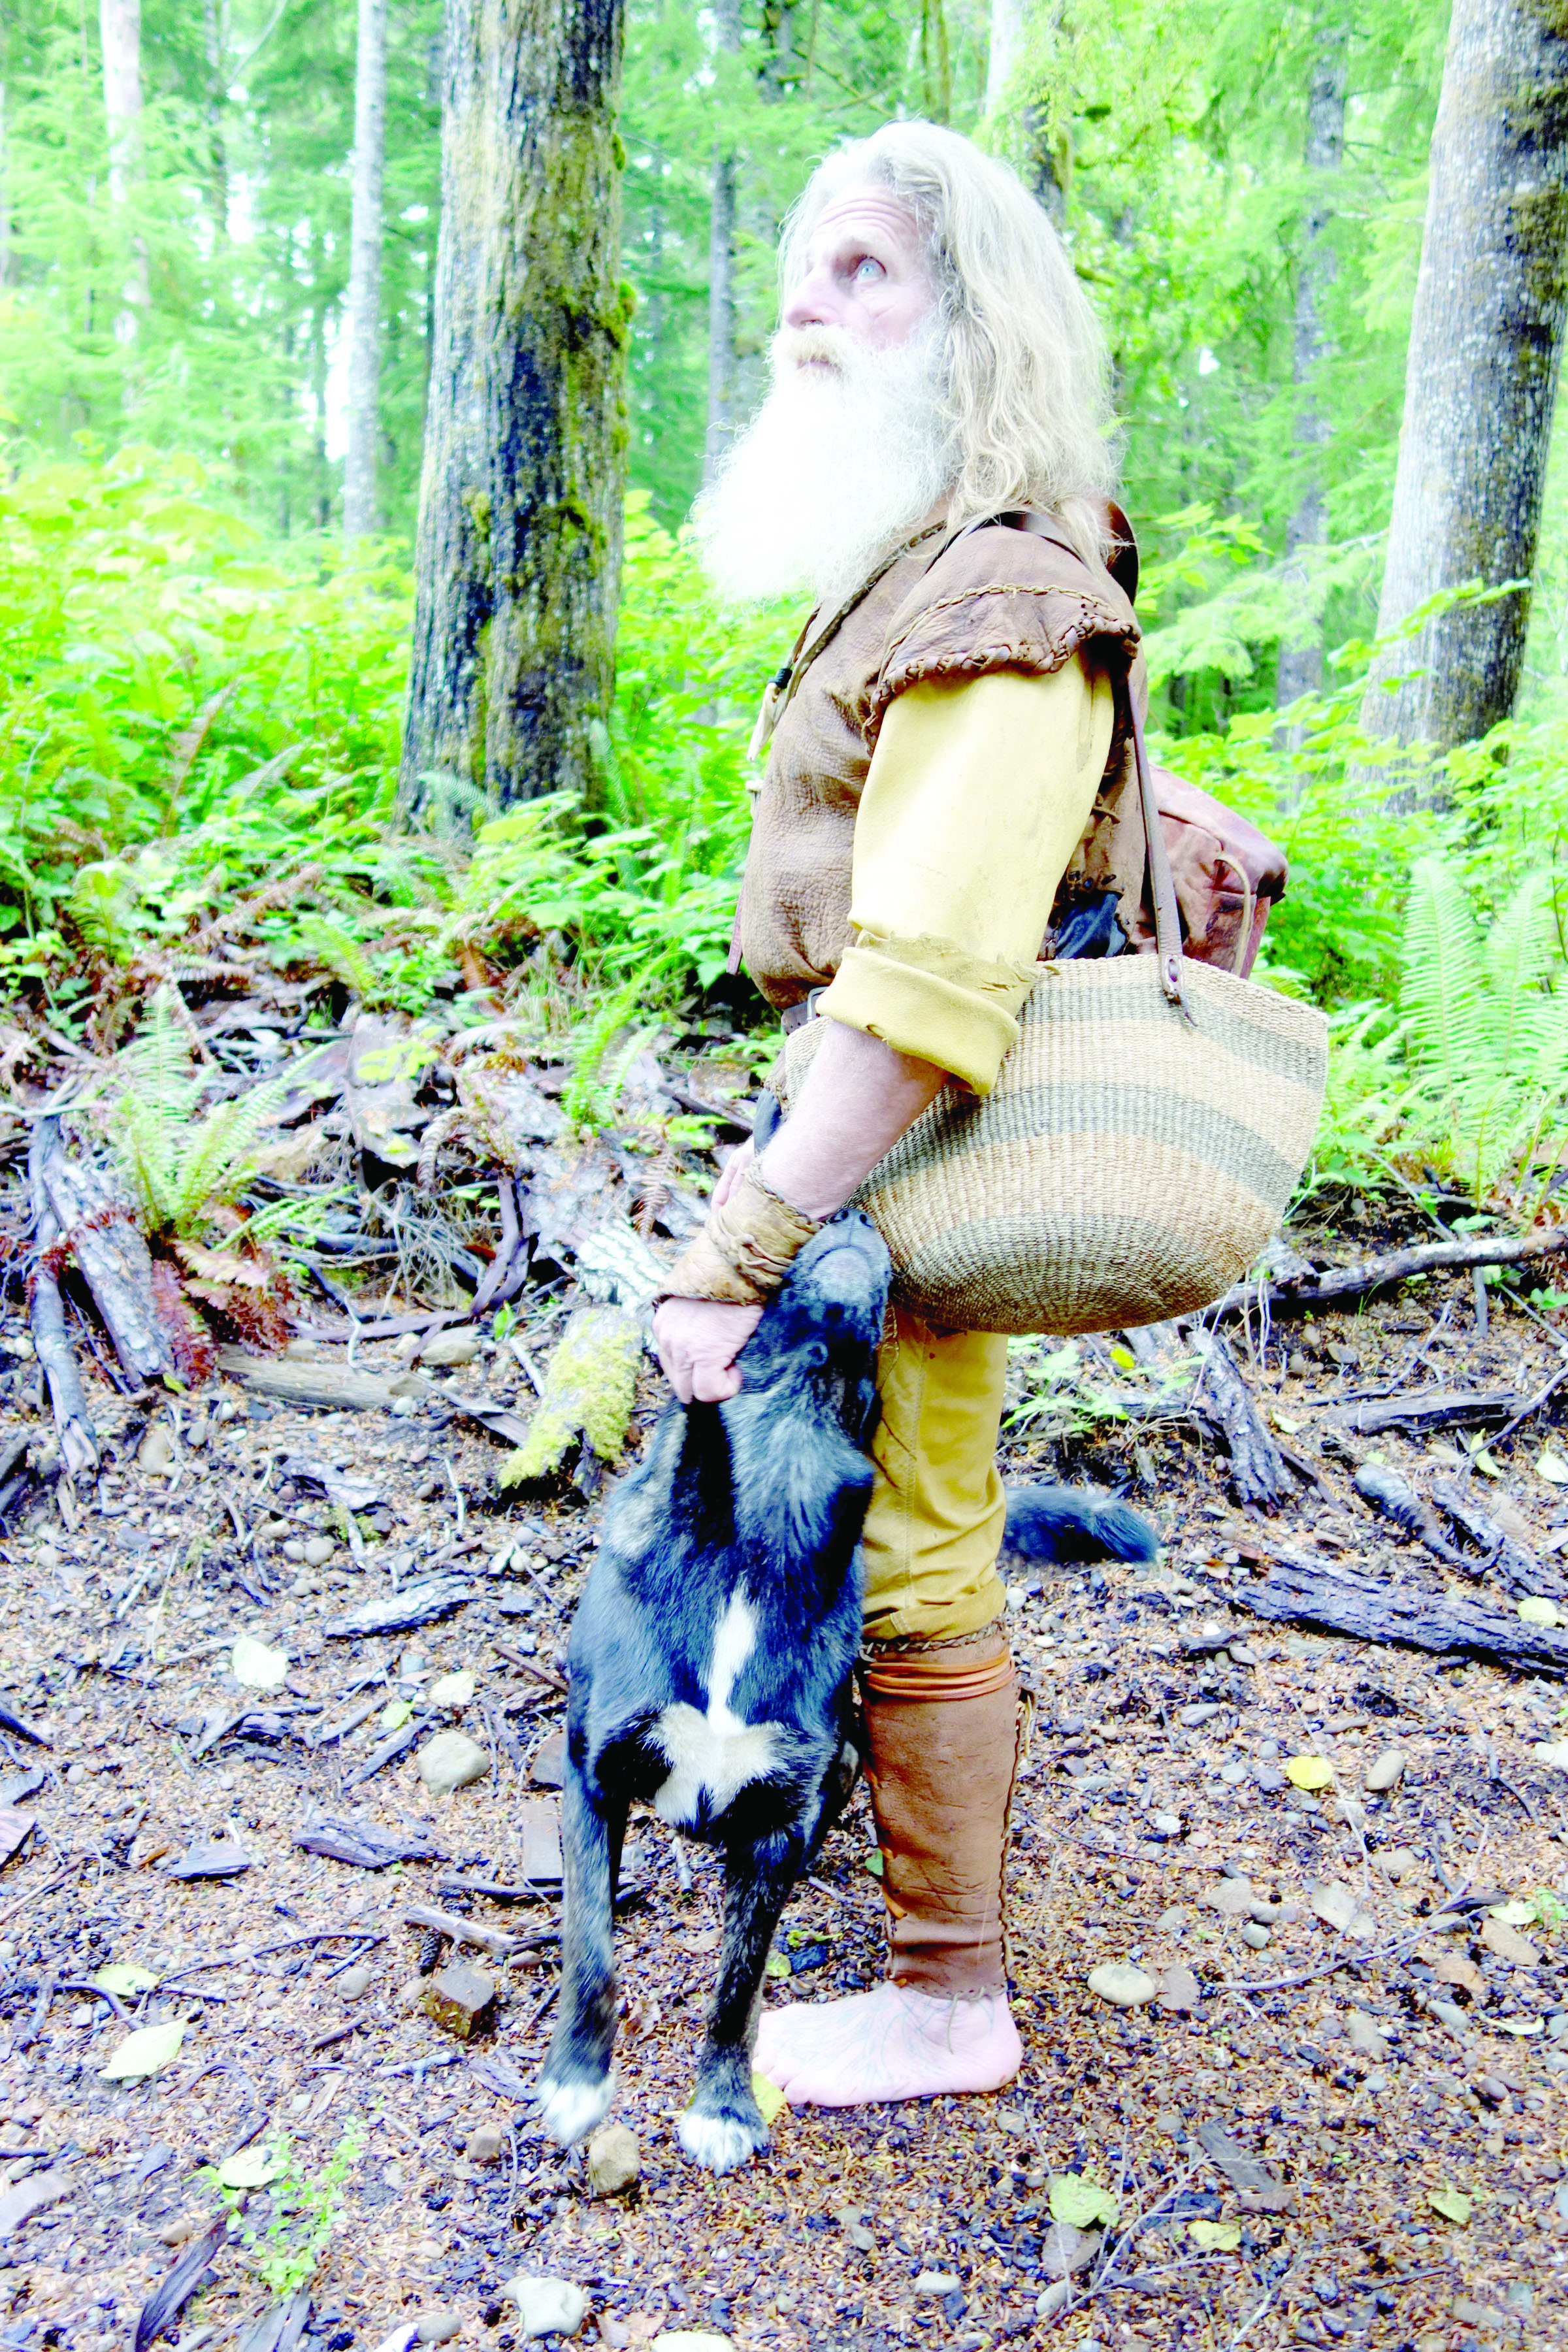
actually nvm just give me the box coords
[653,1296,763,1403]
[711,1135,755,1209]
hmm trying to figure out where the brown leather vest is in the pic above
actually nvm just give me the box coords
[738,514,1148,1013]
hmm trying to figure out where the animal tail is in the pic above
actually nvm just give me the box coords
[1002,1483,1158,1565]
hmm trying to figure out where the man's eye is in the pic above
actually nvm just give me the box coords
[852,255,885,282]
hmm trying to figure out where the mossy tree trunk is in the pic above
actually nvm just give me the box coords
[1362,0,1568,762]
[402,0,629,818]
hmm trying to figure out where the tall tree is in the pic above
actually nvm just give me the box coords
[401,0,629,814]
[99,0,147,349]
[1276,13,1346,719]
[1363,0,1568,755]
[344,0,389,537]
[704,0,742,487]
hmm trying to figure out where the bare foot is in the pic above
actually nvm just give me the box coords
[753,1982,1022,2108]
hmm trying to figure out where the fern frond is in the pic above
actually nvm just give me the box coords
[1484,869,1558,1088]
[1399,854,1490,1109]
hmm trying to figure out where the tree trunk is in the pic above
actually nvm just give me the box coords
[401,0,628,817]
[344,0,389,539]
[986,0,1025,112]
[1276,16,1346,722]
[0,82,10,290]
[201,0,229,231]
[99,0,148,348]
[921,0,952,123]
[704,0,742,488]
[1362,0,1568,759]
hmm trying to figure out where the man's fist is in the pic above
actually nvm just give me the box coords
[653,1296,764,1403]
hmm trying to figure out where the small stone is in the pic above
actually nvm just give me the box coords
[1346,2012,1389,2062]
[414,2311,463,2345]
[423,1328,480,1367]
[302,1535,336,1568]
[1154,2108,1183,2136]
[1377,1846,1420,1881]
[1155,1905,1187,1933]
[1179,1701,1224,1726]
[1035,2281,1073,2321]
[1287,1352,1311,1377]
[1364,1748,1407,1793]
[1309,1879,1375,1938]
[138,1424,175,1474]
[422,1959,497,2040]
[1088,1963,1157,2007]
[1480,1914,1541,1968]
[915,2270,961,2295]
[417,1729,491,1795]
[1209,1876,1254,1917]
[1241,1923,1271,1950]
[337,1964,372,2001]
[585,2121,640,2198]
[1151,1810,1183,1837]
[1158,1963,1201,2014]
[466,2120,507,2163]
[504,2276,589,2340]
[1326,1342,1359,1368]
[835,2204,875,2251]
[156,2213,201,2246]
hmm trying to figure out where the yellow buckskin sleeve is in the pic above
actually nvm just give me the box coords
[814,660,1116,1093]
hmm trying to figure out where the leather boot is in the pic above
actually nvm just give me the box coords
[861,1625,1022,1996]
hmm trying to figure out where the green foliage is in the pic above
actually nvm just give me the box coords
[100,986,293,1240]
[201,2119,365,2303]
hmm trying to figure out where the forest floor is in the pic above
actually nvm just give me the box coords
[0,1032,1564,2352]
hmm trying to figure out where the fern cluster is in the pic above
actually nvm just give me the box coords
[104,986,293,1239]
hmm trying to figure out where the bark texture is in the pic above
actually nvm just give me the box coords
[402,0,629,816]
[344,0,389,539]
[703,0,742,488]
[1276,16,1346,718]
[99,0,148,345]
[1363,0,1568,754]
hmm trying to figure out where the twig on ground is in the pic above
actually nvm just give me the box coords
[1211,1225,1568,1318]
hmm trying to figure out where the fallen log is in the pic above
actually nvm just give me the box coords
[1431,1477,1564,1599]
[1227,1546,1568,1676]
[26,1125,97,1482]
[1211,1226,1568,1320]
[30,1119,173,1385]
[1328,1387,1518,1437]
[1190,1331,1289,1507]
[216,1346,429,1413]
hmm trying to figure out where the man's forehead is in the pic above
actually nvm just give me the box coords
[802,187,926,267]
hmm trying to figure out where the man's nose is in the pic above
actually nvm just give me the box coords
[783,264,839,331]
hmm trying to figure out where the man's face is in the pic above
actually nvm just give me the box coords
[782,187,932,355]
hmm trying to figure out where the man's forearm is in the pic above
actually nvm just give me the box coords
[758,1019,947,1220]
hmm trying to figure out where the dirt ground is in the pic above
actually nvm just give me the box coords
[0,1222,1565,2352]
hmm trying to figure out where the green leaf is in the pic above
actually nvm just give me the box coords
[1188,2218,1242,2251]
[765,1953,791,1978]
[100,2019,186,2080]
[379,1697,413,1730]
[93,1962,157,1997]
[751,2073,787,2126]
[1048,2172,1119,2229]
[217,2145,282,2189]
[232,1633,289,1690]
[1427,2187,1472,2225]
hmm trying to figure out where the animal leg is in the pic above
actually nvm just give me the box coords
[678,1830,800,2173]
[537,1769,625,2146]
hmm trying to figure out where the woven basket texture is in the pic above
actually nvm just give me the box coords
[777,956,1327,1335]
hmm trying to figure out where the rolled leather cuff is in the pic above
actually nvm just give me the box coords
[657,1162,823,1309]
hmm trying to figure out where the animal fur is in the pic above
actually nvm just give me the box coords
[1003,1482,1158,1564]
[537,1214,890,2173]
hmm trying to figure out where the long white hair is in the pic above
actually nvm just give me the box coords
[778,122,1120,564]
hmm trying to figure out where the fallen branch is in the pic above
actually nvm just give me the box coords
[402,1901,527,1960]
[1190,1332,1288,1506]
[26,1124,97,1482]
[1227,1545,1568,1675]
[216,1345,427,1413]
[1431,1477,1563,1598]
[1328,1386,1518,1437]
[31,1117,174,1384]
[1211,1225,1568,1320]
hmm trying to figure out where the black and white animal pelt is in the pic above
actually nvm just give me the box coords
[1003,1482,1158,1564]
[536,1213,891,2174]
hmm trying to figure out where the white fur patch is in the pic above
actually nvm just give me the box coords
[536,2072,615,2146]
[677,2102,768,2173]
[651,1588,782,1827]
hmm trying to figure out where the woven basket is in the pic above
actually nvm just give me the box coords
[776,957,1326,1334]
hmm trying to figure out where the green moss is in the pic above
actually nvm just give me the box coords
[498,1305,640,1485]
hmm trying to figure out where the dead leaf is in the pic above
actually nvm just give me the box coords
[1428,2185,1473,2224]
[1479,1914,1541,1968]
[1426,1948,1486,1999]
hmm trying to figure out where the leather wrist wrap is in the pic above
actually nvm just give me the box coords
[657,1162,824,1308]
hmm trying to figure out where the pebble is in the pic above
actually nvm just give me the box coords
[337,1965,372,2001]
[302,1535,336,1568]
[414,2311,462,2345]
[466,2121,506,2163]
[1209,1878,1254,1918]
[1364,1748,1407,1793]
[1179,1701,1224,1726]
[417,1730,491,1795]
[504,2276,589,2340]
[1241,1923,1271,1950]
[138,1424,175,1474]
[1346,2012,1389,2062]
[423,1328,480,1367]
[1035,2282,1072,2321]
[1155,1905,1188,1933]
[585,2121,640,2198]
[1087,1963,1157,2007]
[1309,1879,1375,1938]
[1150,1810,1183,1838]
[915,2270,960,2295]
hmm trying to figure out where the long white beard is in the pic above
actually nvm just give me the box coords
[694,325,958,611]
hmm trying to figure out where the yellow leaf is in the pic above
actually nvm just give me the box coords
[216,2146,281,2190]
[1109,1345,1137,1372]
[101,2020,186,2080]
[1537,1448,1568,1486]
[231,1633,288,1690]
[1284,1754,1334,1791]
[1272,1412,1301,1434]
[1518,1596,1565,1627]
[92,1963,156,1997]
[1049,2173,1119,2229]
[429,1671,475,1709]
[1188,2218,1243,2251]
[751,2073,787,2126]
[863,1851,884,1878]
[380,1697,413,1730]
[1427,2186,1472,2225]
[765,1953,791,1978]
[1489,1901,1540,1925]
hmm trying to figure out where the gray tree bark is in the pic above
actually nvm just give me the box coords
[704,0,743,488]
[1362,0,1568,757]
[1276,16,1347,719]
[99,0,148,348]
[344,0,389,538]
[985,0,1025,112]
[401,0,629,817]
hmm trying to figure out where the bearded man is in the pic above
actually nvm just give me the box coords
[653,120,1147,2110]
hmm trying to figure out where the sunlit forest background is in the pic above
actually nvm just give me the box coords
[4,0,1568,1208]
